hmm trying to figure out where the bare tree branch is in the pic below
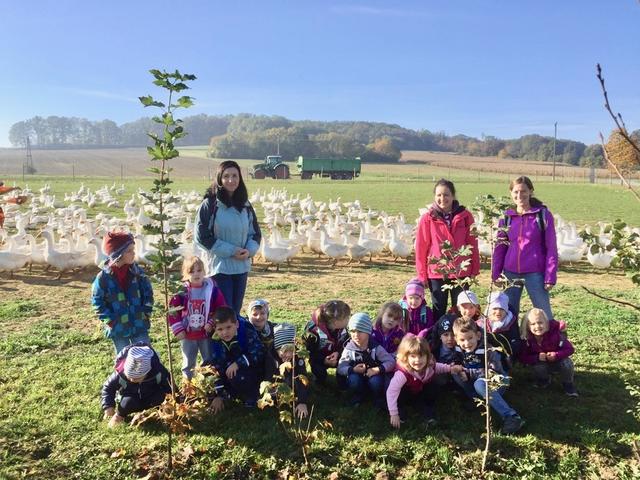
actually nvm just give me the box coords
[582,286,640,312]
[596,63,640,156]
[599,133,640,202]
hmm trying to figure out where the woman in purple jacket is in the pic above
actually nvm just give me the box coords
[491,176,558,320]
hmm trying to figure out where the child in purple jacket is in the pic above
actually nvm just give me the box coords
[372,302,406,357]
[399,278,435,336]
[519,308,578,397]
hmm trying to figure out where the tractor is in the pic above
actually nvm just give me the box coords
[250,155,290,179]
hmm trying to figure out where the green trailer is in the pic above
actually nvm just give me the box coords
[297,156,361,180]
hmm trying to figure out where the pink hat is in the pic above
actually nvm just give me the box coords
[405,278,425,299]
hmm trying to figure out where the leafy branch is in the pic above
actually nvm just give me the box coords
[138,68,196,470]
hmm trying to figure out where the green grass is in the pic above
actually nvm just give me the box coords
[1,270,638,479]
[4,171,640,225]
[1,164,639,478]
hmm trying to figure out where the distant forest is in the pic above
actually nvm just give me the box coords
[9,113,619,167]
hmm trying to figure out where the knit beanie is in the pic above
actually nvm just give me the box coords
[405,278,425,299]
[488,292,509,313]
[456,290,479,307]
[273,323,296,350]
[103,231,134,263]
[348,312,373,335]
[436,313,457,337]
[123,345,154,381]
[247,299,270,318]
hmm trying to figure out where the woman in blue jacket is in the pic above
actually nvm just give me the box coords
[195,161,261,314]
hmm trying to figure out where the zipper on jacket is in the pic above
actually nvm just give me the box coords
[517,215,523,272]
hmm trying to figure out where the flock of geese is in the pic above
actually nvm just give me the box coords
[0,183,636,278]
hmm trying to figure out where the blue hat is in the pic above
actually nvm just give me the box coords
[348,312,372,335]
[247,299,270,317]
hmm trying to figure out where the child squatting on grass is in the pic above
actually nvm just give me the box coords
[452,317,525,435]
[91,231,154,355]
[101,343,171,428]
[167,256,227,381]
[264,323,310,420]
[302,300,351,388]
[519,308,578,397]
[206,306,265,412]
[337,312,395,408]
[386,334,464,429]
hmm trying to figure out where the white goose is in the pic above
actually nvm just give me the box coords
[388,227,412,262]
[39,230,87,279]
[0,238,31,277]
[259,239,298,272]
[320,230,348,266]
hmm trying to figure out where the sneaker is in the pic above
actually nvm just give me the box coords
[501,415,525,435]
[562,382,579,397]
[535,378,551,389]
[424,406,438,427]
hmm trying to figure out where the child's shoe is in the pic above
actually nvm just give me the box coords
[501,415,525,434]
[534,378,551,389]
[423,405,438,427]
[562,382,579,397]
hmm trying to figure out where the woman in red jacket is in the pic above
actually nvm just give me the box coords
[415,179,480,321]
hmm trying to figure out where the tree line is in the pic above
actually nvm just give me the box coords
[10,113,637,167]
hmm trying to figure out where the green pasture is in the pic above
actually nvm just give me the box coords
[1,270,639,479]
[4,169,640,226]
[1,160,640,478]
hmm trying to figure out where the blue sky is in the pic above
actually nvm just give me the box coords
[1,0,638,147]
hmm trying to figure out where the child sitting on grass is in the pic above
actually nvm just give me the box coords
[452,318,525,434]
[101,343,171,428]
[247,299,276,351]
[481,292,521,372]
[264,323,310,419]
[519,308,578,397]
[429,313,460,387]
[168,256,227,381]
[206,306,265,412]
[456,290,483,323]
[399,278,435,336]
[92,231,154,354]
[371,301,406,357]
[387,334,464,429]
[337,312,395,408]
[302,300,351,387]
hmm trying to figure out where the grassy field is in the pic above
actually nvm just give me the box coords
[1,164,639,479]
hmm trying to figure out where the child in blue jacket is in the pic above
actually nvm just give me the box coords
[206,306,265,412]
[92,231,154,354]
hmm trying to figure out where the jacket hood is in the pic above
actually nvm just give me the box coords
[429,200,465,220]
[504,204,547,217]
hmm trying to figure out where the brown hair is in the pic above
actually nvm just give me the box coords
[396,334,433,372]
[520,308,549,340]
[509,176,543,207]
[433,178,456,197]
[212,160,249,211]
[181,256,205,281]
[315,300,351,329]
[374,301,407,332]
[213,306,236,326]
[453,317,479,337]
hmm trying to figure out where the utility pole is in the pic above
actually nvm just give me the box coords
[552,122,557,182]
[25,136,33,172]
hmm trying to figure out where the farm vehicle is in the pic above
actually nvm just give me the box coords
[250,155,290,179]
[297,156,361,180]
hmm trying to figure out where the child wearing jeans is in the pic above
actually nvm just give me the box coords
[92,231,154,354]
[337,312,395,408]
[452,318,525,434]
[168,256,227,380]
[101,343,171,428]
[206,306,265,412]
[519,308,578,396]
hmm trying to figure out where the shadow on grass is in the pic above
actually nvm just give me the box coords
[177,363,638,469]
